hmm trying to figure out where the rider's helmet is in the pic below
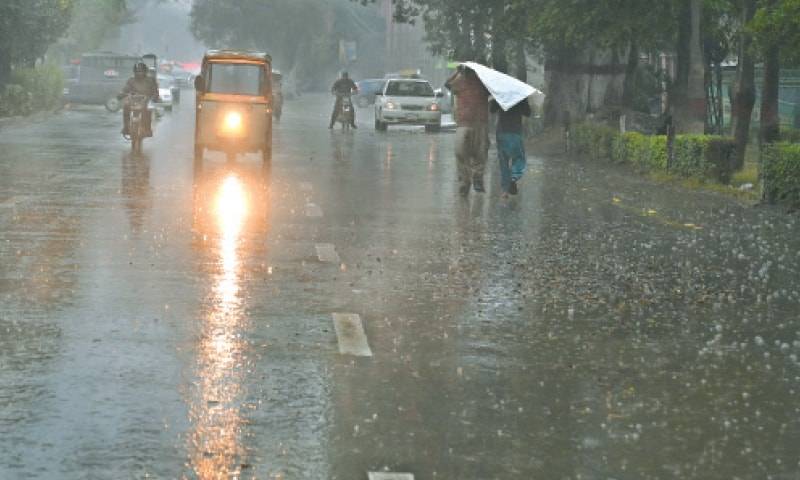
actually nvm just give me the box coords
[133,62,148,77]
[341,71,349,79]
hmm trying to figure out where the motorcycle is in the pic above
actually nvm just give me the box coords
[336,94,354,131]
[126,94,151,153]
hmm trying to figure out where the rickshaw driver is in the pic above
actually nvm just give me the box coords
[118,62,160,137]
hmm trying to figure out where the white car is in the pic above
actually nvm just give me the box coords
[156,74,178,112]
[374,79,443,132]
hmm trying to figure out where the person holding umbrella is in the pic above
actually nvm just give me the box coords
[491,97,531,197]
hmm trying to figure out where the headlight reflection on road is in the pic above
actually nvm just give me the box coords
[216,174,248,304]
[190,173,250,479]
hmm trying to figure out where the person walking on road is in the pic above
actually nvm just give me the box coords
[446,65,490,196]
[491,98,531,197]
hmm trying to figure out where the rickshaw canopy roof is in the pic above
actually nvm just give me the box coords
[204,50,271,64]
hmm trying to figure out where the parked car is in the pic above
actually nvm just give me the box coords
[374,78,443,132]
[63,51,143,110]
[354,78,385,107]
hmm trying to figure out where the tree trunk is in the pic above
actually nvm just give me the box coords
[472,11,488,64]
[0,49,10,88]
[760,43,781,145]
[674,0,692,98]
[490,0,508,73]
[514,41,527,82]
[622,43,639,109]
[715,61,724,132]
[731,0,757,166]
[682,0,706,133]
[543,47,627,127]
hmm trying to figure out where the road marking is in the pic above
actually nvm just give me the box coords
[305,203,323,218]
[315,243,340,263]
[299,181,313,192]
[333,313,373,357]
[368,473,414,480]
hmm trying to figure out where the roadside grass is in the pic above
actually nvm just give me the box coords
[528,128,762,203]
[647,161,760,203]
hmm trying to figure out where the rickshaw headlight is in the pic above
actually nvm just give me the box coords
[222,111,243,134]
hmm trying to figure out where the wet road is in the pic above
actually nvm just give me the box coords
[1,95,799,479]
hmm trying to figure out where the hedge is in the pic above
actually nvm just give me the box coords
[572,123,617,162]
[0,65,63,117]
[573,123,738,184]
[612,132,668,171]
[761,143,800,206]
[780,128,800,143]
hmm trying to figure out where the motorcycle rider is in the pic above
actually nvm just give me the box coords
[329,71,358,129]
[118,62,160,137]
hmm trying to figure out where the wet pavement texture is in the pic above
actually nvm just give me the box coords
[1,94,799,479]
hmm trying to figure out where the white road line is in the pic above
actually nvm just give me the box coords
[368,473,414,480]
[299,181,314,192]
[315,243,340,263]
[333,313,373,357]
[305,203,323,218]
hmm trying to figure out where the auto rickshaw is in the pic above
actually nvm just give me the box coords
[193,50,273,164]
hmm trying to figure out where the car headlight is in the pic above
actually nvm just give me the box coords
[429,103,439,111]
[385,101,397,110]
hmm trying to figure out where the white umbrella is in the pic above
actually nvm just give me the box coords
[461,61,541,111]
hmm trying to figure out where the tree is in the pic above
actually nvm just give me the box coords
[191,0,385,91]
[527,0,675,126]
[59,0,130,59]
[751,0,800,144]
[0,0,74,86]
[731,0,757,163]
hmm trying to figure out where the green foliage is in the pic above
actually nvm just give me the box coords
[0,66,64,117]
[0,84,33,117]
[0,0,74,84]
[573,122,737,183]
[613,132,669,170]
[780,127,800,142]
[751,0,800,64]
[59,0,130,58]
[672,135,737,183]
[761,142,800,205]
[572,123,617,162]
[527,0,676,53]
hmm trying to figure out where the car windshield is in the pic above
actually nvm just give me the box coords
[385,81,434,97]
[208,63,265,96]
